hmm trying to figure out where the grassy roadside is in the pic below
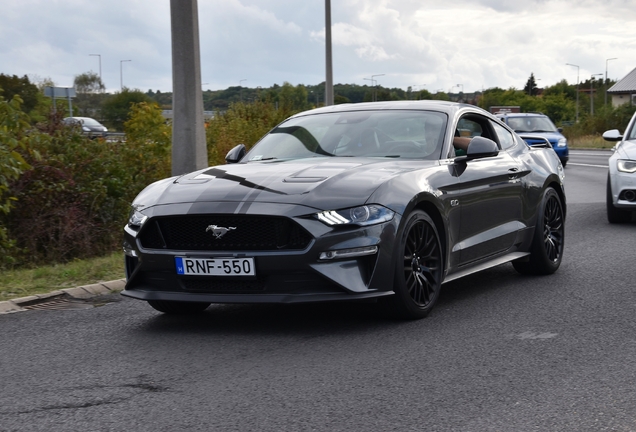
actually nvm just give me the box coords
[0,252,125,301]
[567,135,614,150]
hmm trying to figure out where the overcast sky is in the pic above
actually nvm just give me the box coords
[1,0,635,95]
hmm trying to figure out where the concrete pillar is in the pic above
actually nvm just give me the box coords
[324,0,334,106]
[170,0,208,176]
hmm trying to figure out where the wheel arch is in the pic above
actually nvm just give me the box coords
[402,194,449,274]
[546,178,567,220]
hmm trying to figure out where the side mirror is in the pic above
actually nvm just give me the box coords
[466,136,499,158]
[454,136,499,163]
[602,129,623,142]
[225,144,246,163]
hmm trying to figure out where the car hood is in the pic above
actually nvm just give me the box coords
[616,139,636,160]
[516,131,563,142]
[134,158,435,212]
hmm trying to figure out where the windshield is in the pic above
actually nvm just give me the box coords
[81,118,102,127]
[506,116,557,133]
[244,110,448,162]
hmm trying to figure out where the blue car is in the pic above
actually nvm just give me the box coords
[496,113,569,167]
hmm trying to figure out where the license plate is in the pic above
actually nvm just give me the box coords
[175,257,255,276]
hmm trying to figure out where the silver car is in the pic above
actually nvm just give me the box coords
[602,112,636,223]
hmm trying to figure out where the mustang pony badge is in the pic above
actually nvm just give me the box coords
[206,225,236,239]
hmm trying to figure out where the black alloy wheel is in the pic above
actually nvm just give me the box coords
[513,187,564,275]
[386,210,443,319]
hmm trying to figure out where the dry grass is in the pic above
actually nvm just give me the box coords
[568,135,614,149]
[0,252,124,300]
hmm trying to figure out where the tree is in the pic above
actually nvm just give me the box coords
[524,73,539,96]
[101,88,152,131]
[279,82,310,111]
[73,72,106,118]
[74,71,105,94]
[0,74,39,114]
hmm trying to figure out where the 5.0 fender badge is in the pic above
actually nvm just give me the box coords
[206,225,236,239]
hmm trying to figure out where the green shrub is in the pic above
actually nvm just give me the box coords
[0,95,32,266]
[4,101,171,267]
[563,104,636,141]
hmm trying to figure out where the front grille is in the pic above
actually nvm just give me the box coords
[138,215,312,251]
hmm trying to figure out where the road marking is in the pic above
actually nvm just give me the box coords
[568,162,608,168]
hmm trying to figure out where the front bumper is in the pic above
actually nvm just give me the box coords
[609,168,636,209]
[123,202,400,304]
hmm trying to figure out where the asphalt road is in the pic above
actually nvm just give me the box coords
[2,150,635,432]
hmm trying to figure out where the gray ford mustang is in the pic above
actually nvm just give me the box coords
[122,101,566,319]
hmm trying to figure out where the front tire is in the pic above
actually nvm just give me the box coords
[513,187,564,275]
[147,300,211,314]
[606,175,631,223]
[385,210,443,319]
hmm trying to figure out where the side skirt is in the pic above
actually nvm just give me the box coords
[442,251,530,284]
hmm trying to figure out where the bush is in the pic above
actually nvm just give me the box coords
[0,95,31,266]
[562,103,636,141]
[4,101,172,267]
[206,100,293,166]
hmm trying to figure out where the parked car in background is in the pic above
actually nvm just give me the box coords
[496,112,569,167]
[602,111,636,223]
[63,116,108,138]
[122,101,566,319]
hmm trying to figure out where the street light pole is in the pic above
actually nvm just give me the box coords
[120,59,131,91]
[566,63,580,122]
[590,73,603,116]
[364,77,375,101]
[239,79,246,102]
[605,57,617,106]
[89,54,101,88]
[371,74,385,102]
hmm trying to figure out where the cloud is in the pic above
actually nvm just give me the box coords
[1,0,636,93]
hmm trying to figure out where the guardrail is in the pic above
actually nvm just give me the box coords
[104,132,126,142]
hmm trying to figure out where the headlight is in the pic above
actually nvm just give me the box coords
[316,205,394,226]
[557,138,567,147]
[617,159,636,173]
[128,209,148,229]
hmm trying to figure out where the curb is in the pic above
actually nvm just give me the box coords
[0,279,126,315]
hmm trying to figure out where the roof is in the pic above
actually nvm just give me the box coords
[292,100,476,119]
[608,67,636,93]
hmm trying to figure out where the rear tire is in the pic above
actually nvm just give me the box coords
[606,175,631,223]
[147,300,210,314]
[384,210,443,320]
[513,187,564,275]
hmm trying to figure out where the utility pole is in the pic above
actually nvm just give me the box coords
[120,60,131,90]
[590,73,603,116]
[170,0,208,175]
[324,0,334,106]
